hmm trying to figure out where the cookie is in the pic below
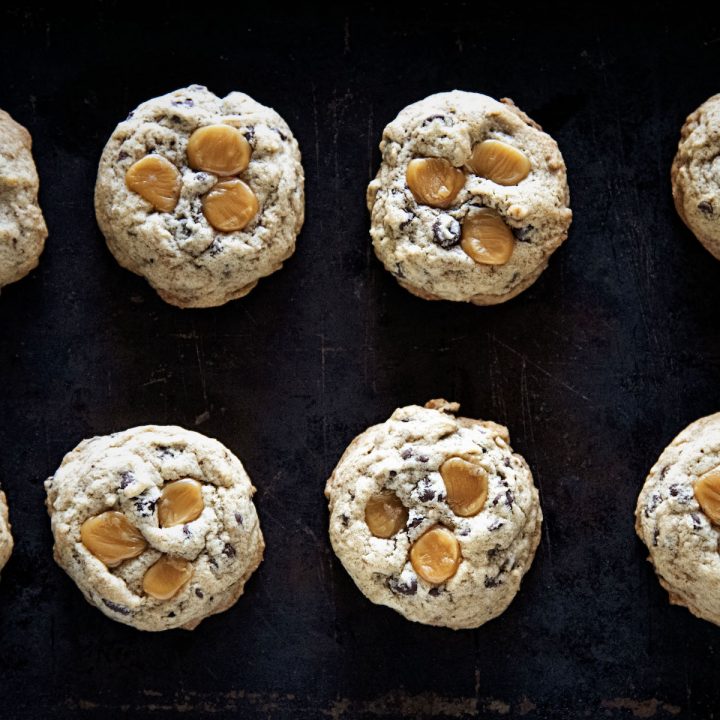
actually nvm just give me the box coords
[367,91,572,305]
[0,490,13,573]
[45,426,264,631]
[635,413,720,625]
[671,94,720,260]
[0,108,48,290]
[94,85,304,308]
[325,399,542,629]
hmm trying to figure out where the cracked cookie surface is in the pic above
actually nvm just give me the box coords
[0,491,12,573]
[671,94,720,260]
[367,91,572,305]
[45,426,264,631]
[635,412,720,625]
[0,109,47,290]
[94,85,304,308]
[325,399,542,629]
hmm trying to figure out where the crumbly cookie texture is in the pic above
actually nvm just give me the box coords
[45,426,264,631]
[0,491,13,573]
[635,413,720,625]
[325,399,542,629]
[0,109,48,289]
[367,91,572,305]
[94,85,304,308]
[671,94,720,260]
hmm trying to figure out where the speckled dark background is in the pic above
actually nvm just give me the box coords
[0,3,719,719]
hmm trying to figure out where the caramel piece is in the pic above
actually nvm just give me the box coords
[410,525,461,584]
[694,468,720,525]
[461,208,515,265]
[406,158,465,208]
[365,491,408,538]
[202,179,258,232]
[186,124,251,176]
[467,140,530,185]
[142,555,193,600]
[158,479,204,528]
[125,155,181,212]
[80,511,147,567]
[440,457,489,517]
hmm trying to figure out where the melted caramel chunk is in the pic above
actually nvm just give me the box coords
[410,525,461,584]
[365,491,408,538]
[202,179,258,232]
[694,468,720,525]
[440,457,489,517]
[80,511,147,567]
[467,140,530,185]
[186,124,251,176]
[461,208,515,265]
[142,555,193,600]
[158,479,204,528]
[125,155,181,212]
[406,158,465,208]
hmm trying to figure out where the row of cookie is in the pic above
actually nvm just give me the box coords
[0,401,717,631]
[3,87,717,307]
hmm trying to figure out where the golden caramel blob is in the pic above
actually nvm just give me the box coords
[694,468,720,525]
[365,492,409,538]
[440,457,489,517]
[142,555,193,600]
[410,525,461,584]
[467,140,531,185]
[406,158,465,208]
[80,511,147,567]
[125,155,181,212]
[186,124,251,176]
[202,179,259,232]
[158,479,204,528]
[461,208,515,265]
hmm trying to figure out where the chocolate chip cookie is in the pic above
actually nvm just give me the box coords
[671,94,720,260]
[636,413,720,625]
[367,91,572,305]
[45,426,264,631]
[0,490,12,573]
[95,85,305,308]
[0,108,48,290]
[325,399,542,629]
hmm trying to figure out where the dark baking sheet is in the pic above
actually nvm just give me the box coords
[1,4,719,719]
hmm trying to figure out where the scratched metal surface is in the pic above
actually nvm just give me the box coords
[0,4,719,719]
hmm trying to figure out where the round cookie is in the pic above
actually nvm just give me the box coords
[671,94,720,260]
[636,412,720,625]
[325,399,542,629]
[0,490,13,573]
[367,91,572,305]
[94,85,304,308]
[0,108,48,290]
[45,426,264,631]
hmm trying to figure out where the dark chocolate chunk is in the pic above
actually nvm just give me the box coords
[388,576,417,596]
[488,519,505,531]
[505,490,515,507]
[417,455,429,463]
[222,543,236,558]
[698,200,714,215]
[119,471,135,489]
[428,587,442,597]
[401,448,413,460]
[182,524,191,537]
[417,477,435,502]
[117,150,129,162]
[432,215,461,248]
[172,98,194,107]
[102,599,131,615]
[234,512,243,525]
[514,225,535,242]
[195,588,204,599]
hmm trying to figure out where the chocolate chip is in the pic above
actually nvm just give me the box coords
[660,465,670,480]
[503,458,512,468]
[388,577,417,596]
[505,490,514,507]
[432,215,461,248]
[389,470,397,477]
[273,127,288,141]
[208,238,224,257]
[418,455,429,463]
[195,588,204,599]
[222,543,236,558]
[669,485,679,497]
[341,514,349,527]
[156,446,176,459]
[234,512,243,525]
[102,599,130,615]
[428,587,442,597]
[244,126,255,144]
[407,515,423,529]
[698,200,714,215]
[417,477,435,502]
[484,576,501,588]
[691,513,702,529]
[421,114,450,126]
[134,494,156,517]
[182,524,191,537]
[401,448,413,460]
[488,519,505,531]
[119,471,135,489]
[514,225,535,242]
[117,150,129,162]
[208,557,218,568]
[172,98,194,107]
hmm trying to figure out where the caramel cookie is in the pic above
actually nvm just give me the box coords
[671,94,720,260]
[325,399,542,629]
[94,85,304,308]
[0,108,48,290]
[636,412,720,625]
[45,426,264,631]
[0,490,12,573]
[367,91,572,305]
